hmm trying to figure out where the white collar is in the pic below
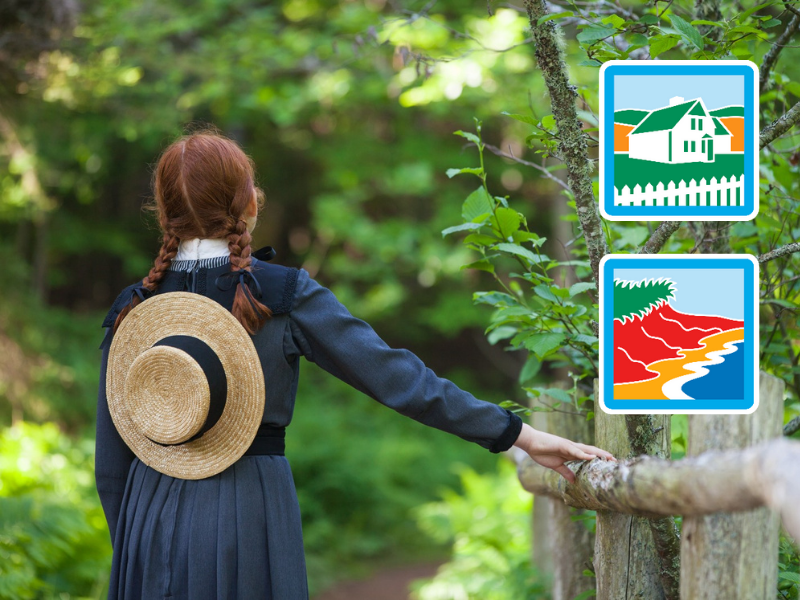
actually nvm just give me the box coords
[175,238,230,261]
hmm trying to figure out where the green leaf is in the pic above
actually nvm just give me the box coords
[761,18,781,28]
[577,25,617,44]
[649,35,680,57]
[569,282,596,297]
[602,14,626,28]
[498,399,534,416]
[441,221,486,237]
[487,326,517,345]
[493,207,522,236]
[737,2,773,23]
[513,231,545,246]
[573,589,597,600]
[501,111,539,126]
[542,387,573,404]
[533,284,558,302]
[519,355,542,384]
[473,291,519,307]
[463,233,497,247]
[763,298,797,309]
[454,130,481,145]
[461,186,495,222]
[537,11,573,25]
[690,19,723,27]
[496,242,539,263]
[779,571,800,584]
[460,258,495,273]
[523,332,566,359]
[578,59,603,67]
[640,14,659,24]
[574,334,599,345]
[446,167,483,178]
[669,14,704,49]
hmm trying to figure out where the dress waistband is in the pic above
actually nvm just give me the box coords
[242,423,285,456]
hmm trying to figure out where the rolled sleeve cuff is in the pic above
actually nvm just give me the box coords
[488,409,524,454]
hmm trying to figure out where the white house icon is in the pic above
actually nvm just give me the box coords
[624,97,734,164]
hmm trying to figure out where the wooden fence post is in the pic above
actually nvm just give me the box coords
[680,371,784,598]
[531,387,595,600]
[593,380,671,600]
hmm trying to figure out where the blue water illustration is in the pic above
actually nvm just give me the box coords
[681,342,744,400]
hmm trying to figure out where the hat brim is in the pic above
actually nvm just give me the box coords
[106,292,265,480]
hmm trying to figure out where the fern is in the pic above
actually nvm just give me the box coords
[613,278,676,324]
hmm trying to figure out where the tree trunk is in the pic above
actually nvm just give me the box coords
[594,381,669,600]
[680,372,784,599]
[531,387,594,599]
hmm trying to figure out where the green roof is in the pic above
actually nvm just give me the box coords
[630,99,699,135]
[614,109,649,126]
[712,117,732,136]
[702,133,713,138]
[710,106,744,117]
[689,102,707,116]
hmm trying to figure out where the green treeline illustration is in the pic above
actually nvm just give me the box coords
[614,278,676,323]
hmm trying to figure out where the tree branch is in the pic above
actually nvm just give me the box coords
[760,13,800,93]
[760,101,800,149]
[482,142,570,190]
[758,242,800,263]
[522,0,609,287]
[639,221,682,255]
[785,416,800,437]
[511,437,800,542]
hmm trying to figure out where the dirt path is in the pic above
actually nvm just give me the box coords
[312,561,445,600]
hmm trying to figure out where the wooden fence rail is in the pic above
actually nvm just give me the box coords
[512,372,795,600]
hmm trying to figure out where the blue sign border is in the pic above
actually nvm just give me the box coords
[600,256,756,411]
[600,62,757,219]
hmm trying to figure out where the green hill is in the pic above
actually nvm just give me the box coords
[710,106,744,117]
[614,109,650,126]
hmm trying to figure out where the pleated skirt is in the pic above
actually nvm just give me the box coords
[108,454,310,600]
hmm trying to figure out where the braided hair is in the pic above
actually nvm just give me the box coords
[113,125,272,336]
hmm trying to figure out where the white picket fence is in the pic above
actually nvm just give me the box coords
[614,175,744,207]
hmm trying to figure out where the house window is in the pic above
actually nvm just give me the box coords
[702,140,706,152]
[691,118,695,130]
[684,140,688,152]
[698,119,702,130]
[691,141,696,152]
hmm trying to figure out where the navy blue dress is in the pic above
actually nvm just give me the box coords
[94,253,523,599]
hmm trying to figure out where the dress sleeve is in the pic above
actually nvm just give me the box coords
[286,268,522,453]
[95,327,136,544]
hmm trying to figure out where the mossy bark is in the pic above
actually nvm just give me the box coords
[522,0,609,286]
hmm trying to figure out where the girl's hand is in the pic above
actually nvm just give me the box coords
[513,423,616,484]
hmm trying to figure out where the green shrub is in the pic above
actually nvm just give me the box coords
[0,422,111,600]
[408,458,548,600]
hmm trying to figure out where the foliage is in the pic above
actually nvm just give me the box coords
[0,422,111,600]
[779,532,800,599]
[613,278,676,324]
[408,459,548,600]
[284,360,501,595]
[1,0,799,597]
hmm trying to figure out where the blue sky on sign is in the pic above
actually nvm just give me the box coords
[614,75,745,111]
[613,268,744,320]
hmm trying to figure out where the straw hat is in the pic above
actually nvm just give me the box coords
[106,291,265,480]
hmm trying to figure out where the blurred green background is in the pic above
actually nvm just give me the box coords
[1,0,799,598]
